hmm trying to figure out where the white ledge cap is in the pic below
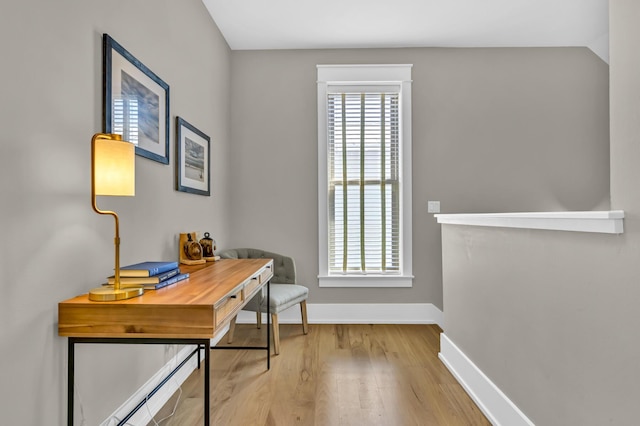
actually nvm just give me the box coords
[434,210,624,234]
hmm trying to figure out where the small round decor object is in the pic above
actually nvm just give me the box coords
[200,232,214,258]
[184,234,203,260]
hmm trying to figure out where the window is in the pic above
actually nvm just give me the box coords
[113,97,140,145]
[328,92,400,273]
[317,65,413,287]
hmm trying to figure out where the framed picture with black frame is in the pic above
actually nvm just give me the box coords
[176,117,210,196]
[102,33,170,164]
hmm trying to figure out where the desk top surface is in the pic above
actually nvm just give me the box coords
[58,258,272,338]
[59,258,271,307]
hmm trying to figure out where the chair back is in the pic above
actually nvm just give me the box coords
[219,248,296,284]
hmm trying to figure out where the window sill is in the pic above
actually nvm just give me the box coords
[434,210,624,234]
[318,275,414,288]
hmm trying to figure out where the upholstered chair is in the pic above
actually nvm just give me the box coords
[219,248,309,355]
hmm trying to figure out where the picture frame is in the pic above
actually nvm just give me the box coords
[103,33,170,164]
[176,117,210,196]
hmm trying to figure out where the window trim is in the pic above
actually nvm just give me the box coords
[317,64,413,288]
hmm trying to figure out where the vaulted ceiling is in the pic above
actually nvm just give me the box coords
[203,0,608,61]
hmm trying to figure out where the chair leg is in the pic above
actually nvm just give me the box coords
[301,300,309,335]
[271,313,280,355]
[227,315,237,344]
[256,311,262,329]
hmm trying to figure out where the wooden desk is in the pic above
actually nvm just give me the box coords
[58,258,274,426]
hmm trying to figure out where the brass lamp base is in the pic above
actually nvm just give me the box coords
[88,286,144,301]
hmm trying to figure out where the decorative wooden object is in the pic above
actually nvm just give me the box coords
[179,232,206,265]
[200,232,218,262]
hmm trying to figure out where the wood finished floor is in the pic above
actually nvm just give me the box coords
[152,324,490,426]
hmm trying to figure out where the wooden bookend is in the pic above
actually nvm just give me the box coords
[179,232,206,265]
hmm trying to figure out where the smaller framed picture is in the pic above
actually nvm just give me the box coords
[176,117,210,196]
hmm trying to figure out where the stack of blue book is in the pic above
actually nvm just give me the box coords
[107,261,189,290]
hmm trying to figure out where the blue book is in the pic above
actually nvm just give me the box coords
[119,261,180,277]
[117,272,190,290]
[147,272,190,290]
[107,268,180,285]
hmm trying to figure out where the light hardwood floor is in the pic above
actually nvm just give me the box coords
[152,324,490,426]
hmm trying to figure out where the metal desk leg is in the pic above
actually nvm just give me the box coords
[267,279,270,370]
[68,338,75,426]
[204,341,210,425]
[197,344,201,369]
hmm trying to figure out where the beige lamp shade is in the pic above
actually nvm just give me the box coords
[94,137,135,196]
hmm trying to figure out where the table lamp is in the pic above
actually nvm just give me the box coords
[87,133,143,301]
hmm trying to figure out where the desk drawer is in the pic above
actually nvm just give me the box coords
[242,263,273,300]
[243,276,261,299]
[214,288,242,328]
[259,263,273,284]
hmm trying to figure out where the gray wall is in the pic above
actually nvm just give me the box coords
[229,47,609,307]
[0,0,231,424]
[441,2,640,424]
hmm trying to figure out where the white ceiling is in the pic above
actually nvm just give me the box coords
[202,0,609,61]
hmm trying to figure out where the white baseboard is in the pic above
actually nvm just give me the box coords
[235,303,443,326]
[100,324,229,426]
[439,333,535,426]
[102,304,442,425]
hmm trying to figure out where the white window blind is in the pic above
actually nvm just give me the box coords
[113,98,139,145]
[327,91,401,274]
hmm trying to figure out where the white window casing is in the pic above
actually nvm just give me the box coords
[317,64,413,288]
